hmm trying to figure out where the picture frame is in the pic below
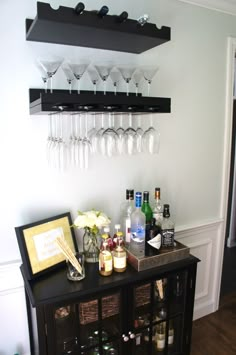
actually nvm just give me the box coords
[15,212,78,280]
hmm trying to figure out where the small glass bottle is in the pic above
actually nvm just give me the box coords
[113,232,127,273]
[168,320,174,346]
[161,204,175,248]
[152,187,163,227]
[156,322,165,352]
[113,223,121,248]
[122,189,135,245]
[99,233,113,276]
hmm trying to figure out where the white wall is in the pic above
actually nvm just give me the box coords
[1,0,236,353]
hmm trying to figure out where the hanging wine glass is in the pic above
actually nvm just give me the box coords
[142,114,160,154]
[37,56,64,93]
[135,115,144,153]
[61,64,74,94]
[88,115,98,153]
[116,114,125,154]
[68,114,76,166]
[58,111,68,171]
[132,68,143,96]
[94,113,106,154]
[87,67,100,94]
[142,66,159,96]
[101,113,119,157]
[82,113,92,169]
[110,69,121,95]
[117,66,136,96]
[94,64,113,95]
[124,113,138,155]
[68,62,89,94]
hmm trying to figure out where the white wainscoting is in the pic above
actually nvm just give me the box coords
[176,219,224,320]
[0,220,223,353]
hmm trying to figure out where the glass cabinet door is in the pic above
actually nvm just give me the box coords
[51,291,122,354]
[131,270,187,355]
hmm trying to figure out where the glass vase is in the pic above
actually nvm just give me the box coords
[83,229,100,263]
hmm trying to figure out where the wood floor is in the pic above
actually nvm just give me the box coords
[190,291,236,355]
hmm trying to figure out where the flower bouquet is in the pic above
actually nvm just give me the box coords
[74,210,111,263]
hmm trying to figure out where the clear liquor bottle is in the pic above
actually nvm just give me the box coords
[122,189,135,245]
[130,192,146,257]
[152,187,163,227]
[161,204,175,248]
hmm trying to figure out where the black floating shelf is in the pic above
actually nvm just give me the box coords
[26,2,171,53]
[29,89,171,115]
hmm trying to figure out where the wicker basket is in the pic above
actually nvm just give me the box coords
[135,283,151,307]
[79,294,120,325]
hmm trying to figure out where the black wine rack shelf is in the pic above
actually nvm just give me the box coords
[29,89,171,115]
[26,2,171,53]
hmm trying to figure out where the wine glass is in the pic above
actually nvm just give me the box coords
[132,68,143,96]
[124,113,138,155]
[37,56,64,93]
[135,115,144,153]
[142,114,160,154]
[82,113,92,169]
[117,66,136,96]
[36,61,49,93]
[94,64,113,95]
[142,66,159,96]
[101,113,119,157]
[88,115,98,153]
[61,64,74,94]
[110,69,121,95]
[94,113,105,154]
[87,67,100,94]
[68,62,89,94]
[116,114,125,154]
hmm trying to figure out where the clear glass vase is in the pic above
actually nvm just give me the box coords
[83,229,100,263]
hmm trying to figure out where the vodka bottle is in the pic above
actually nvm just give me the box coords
[97,5,109,17]
[130,192,146,256]
[152,187,163,227]
[122,189,135,245]
[161,204,175,248]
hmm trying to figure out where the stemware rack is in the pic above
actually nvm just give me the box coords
[29,89,171,115]
[26,2,171,53]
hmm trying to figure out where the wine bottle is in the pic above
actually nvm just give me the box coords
[168,320,174,346]
[156,322,165,351]
[141,191,153,224]
[117,11,128,23]
[161,204,175,248]
[97,5,109,17]
[74,2,85,14]
[137,14,149,26]
[130,192,146,256]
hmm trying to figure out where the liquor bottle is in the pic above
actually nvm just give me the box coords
[156,322,165,351]
[130,192,146,256]
[104,226,114,252]
[99,233,113,276]
[152,187,163,227]
[113,224,120,248]
[161,204,175,248]
[113,232,127,272]
[137,14,149,26]
[117,11,128,23]
[74,2,85,14]
[141,191,153,224]
[168,320,174,346]
[97,5,109,17]
[122,189,135,245]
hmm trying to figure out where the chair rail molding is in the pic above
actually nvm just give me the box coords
[177,0,236,16]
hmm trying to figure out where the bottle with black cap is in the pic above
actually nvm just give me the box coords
[122,189,135,245]
[117,11,128,23]
[161,204,175,248]
[74,2,85,15]
[97,5,109,17]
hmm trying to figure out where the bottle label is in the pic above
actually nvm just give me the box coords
[99,252,112,272]
[162,229,174,247]
[157,338,165,349]
[114,256,126,269]
[131,225,145,241]
[168,334,174,345]
[125,218,131,243]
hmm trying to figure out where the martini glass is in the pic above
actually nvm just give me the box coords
[132,69,143,96]
[95,64,113,95]
[117,66,136,96]
[36,61,49,92]
[37,56,64,93]
[110,69,121,95]
[68,62,89,94]
[87,67,100,94]
[61,64,74,94]
[142,66,159,96]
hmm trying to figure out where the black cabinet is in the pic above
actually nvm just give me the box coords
[22,255,199,355]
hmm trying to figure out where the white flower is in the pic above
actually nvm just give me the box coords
[74,210,111,230]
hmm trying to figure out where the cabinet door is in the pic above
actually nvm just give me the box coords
[131,270,188,355]
[46,290,123,354]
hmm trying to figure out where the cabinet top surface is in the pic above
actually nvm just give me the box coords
[21,255,199,307]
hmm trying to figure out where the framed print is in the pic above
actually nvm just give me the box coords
[15,212,77,280]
